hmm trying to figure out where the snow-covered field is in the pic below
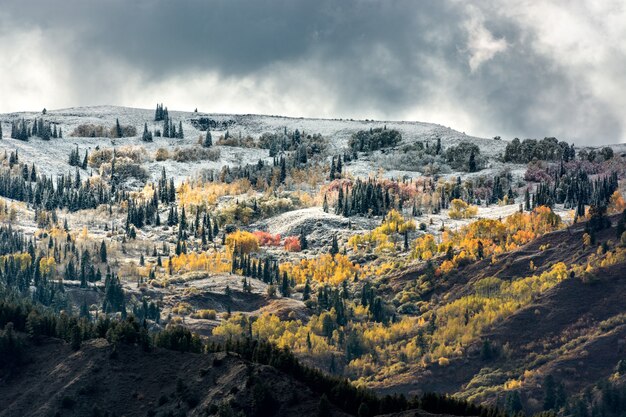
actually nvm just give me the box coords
[0,105,506,185]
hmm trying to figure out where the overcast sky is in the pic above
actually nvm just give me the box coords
[1,0,625,144]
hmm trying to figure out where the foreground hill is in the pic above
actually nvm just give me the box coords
[379,215,626,413]
[0,335,469,417]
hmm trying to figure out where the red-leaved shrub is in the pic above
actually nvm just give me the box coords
[253,231,281,246]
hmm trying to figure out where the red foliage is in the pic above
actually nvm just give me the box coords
[253,231,281,246]
[284,236,302,252]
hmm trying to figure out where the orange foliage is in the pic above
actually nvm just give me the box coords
[284,236,302,252]
[253,231,281,246]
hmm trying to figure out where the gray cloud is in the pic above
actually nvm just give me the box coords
[0,0,624,145]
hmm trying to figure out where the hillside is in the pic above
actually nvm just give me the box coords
[0,105,625,417]
[0,336,346,417]
[379,215,626,411]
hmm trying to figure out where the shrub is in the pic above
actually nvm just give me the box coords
[71,123,137,138]
[88,148,113,168]
[191,309,217,320]
[71,124,110,137]
[172,146,220,162]
[253,231,281,246]
[100,158,148,183]
[284,236,302,252]
[155,148,169,161]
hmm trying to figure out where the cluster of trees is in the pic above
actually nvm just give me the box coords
[558,375,626,417]
[63,246,104,287]
[259,128,328,158]
[531,171,619,219]
[68,146,88,169]
[232,252,282,286]
[189,116,235,131]
[279,253,359,286]
[349,209,416,254]
[445,142,481,172]
[154,104,183,138]
[329,155,345,180]
[154,103,169,121]
[126,193,161,232]
[349,127,402,153]
[162,117,184,139]
[332,178,403,217]
[504,137,576,163]
[8,118,61,141]
[0,225,27,257]
[141,123,153,142]
[0,157,112,212]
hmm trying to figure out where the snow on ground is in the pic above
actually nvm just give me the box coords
[0,105,506,186]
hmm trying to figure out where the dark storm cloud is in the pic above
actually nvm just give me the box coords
[1,0,625,144]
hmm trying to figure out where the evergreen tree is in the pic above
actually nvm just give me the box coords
[203,130,212,147]
[280,272,291,297]
[115,118,123,138]
[468,150,477,172]
[299,228,308,250]
[330,235,339,256]
[100,241,107,263]
[543,375,557,410]
[142,123,153,142]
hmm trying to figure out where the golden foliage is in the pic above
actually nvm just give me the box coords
[448,199,478,219]
[226,230,260,255]
[279,254,359,285]
[164,251,231,275]
[349,209,415,254]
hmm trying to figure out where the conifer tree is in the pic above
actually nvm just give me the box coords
[299,228,308,250]
[100,241,107,263]
[142,122,153,142]
[115,118,123,138]
[330,235,339,256]
[203,130,212,147]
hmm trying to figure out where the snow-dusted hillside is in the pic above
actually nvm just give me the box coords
[0,105,505,185]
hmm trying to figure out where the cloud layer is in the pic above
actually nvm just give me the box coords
[1,0,625,144]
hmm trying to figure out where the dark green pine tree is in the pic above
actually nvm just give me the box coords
[543,375,556,410]
[115,118,123,138]
[303,279,311,300]
[468,150,476,172]
[299,228,308,250]
[178,121,184,138]
[203,130,212,147]
[279,157,287,183]
[100,241,107,262]
[280,272,291,297]
[142,122,153,142]
[330,234,339,256]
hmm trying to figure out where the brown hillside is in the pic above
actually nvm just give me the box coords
[379,216,626,414]
[0,337,351,417]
